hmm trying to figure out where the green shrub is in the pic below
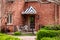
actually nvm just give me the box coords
[41,37,60,40]
[14,32,21,35]
[36,30,60,40]
[44,25,60,30]
[0,33,20,40]
[0,36,20,40]
[41,37,52,40]
[44,25,54,30]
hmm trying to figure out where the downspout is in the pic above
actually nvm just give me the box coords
[54,4,57,25]
[0,0,2,32]
[0,0,3,32]
[57,5,59,24]
[1,0,6,32]
[54,3,59,25]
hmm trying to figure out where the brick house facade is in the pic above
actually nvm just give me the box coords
[0,0,60,32]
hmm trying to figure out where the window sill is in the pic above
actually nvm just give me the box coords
[7,23,13,25]
[40,2,50,3]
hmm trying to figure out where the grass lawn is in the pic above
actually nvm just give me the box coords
[21,33,36,36]
[0,33,20,40]
[14,31,36,36]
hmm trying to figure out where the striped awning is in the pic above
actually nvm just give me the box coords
[22,6,37,14]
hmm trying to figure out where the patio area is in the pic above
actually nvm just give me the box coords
[15,36,36,40]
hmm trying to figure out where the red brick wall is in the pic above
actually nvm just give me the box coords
[24,2,56,30]
[59,6,60,24]
[5,0,24,25]
[2,0,60,31]
[2,0,25,32]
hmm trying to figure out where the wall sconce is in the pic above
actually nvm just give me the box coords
[0,17,2,19]
[36,15,40,19]
[4,15,8,18]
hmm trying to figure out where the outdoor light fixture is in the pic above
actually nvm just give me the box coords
[0,17,1,19]
[5,15,8,18]
[37,15,39,19]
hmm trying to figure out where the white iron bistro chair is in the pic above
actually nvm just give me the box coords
[16,25,21,32]
[24,25,28,32]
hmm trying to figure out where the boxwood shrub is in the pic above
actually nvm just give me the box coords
[41,37,60,40]
[36,30,60,40]
[44,25,60,30]
[14,32,21,35]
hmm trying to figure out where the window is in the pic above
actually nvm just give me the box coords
[25,0,37,2]
[6,0,14,3]
[39,0,50,3]
[7,14,12,24]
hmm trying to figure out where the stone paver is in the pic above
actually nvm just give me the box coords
[16,36,36,40]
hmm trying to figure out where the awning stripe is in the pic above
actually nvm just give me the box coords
[22,6,36,14]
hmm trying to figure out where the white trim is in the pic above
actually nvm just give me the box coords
[7,23,13,25]
[48,0,56,2]
[38,0,50,3]
[48,0,60,2]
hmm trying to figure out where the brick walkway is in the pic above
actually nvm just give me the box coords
[16,36,36,40]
